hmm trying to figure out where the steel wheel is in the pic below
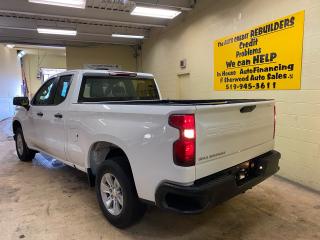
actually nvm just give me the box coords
[96,158,146,228]
[100,173,123,216]
[14,127,36,162]
[16,133,24,156]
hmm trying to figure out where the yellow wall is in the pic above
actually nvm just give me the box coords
[25,44,137,96]
[66,45,137,71]
[143,0,320,190]
[23,51,66,96]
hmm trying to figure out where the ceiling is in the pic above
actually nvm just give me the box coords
[0,0,195,47]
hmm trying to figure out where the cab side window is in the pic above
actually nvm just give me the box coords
[53,75,72,105]
[32,78,56,106]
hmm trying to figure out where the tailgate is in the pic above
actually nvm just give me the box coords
[195,100,275,180]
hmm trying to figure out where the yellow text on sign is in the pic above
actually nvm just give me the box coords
[214,11,304,91]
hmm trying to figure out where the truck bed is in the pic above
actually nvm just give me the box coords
[79,97,275,181]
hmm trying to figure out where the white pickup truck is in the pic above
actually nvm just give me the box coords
[13,70,280,228]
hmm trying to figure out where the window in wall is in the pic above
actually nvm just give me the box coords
[41,68,66,83]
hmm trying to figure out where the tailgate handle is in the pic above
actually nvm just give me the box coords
[240,105,256,113]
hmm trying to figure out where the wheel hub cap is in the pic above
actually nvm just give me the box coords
[100,173,123,216]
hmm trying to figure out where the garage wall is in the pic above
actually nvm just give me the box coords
[0,44,22,120]
[142,0,320,190]
[23,51,66,97]
[66,45,137,71]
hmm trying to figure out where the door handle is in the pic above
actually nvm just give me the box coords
[54,113,63,119]
[37,112,44,117]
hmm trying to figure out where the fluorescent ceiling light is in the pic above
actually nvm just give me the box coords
[131,6,181,19]
[28,0,86,9]
[32,45,66,50]
[6,44,15,48]
[112,34,144,39]
[37,28,77,36]
[14,44,65,50]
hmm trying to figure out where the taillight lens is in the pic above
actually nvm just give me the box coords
[273,105,276,139]
[169,114,196,167]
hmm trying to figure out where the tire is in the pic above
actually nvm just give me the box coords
[96,157,146,228]
[15,128,36,162]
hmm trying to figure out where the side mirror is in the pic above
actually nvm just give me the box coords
[13,97,30,110]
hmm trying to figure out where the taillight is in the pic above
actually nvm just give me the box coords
[169,114,196,167]
[273,105,276,139]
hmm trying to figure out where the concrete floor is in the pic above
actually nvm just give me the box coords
[0,119,319,240]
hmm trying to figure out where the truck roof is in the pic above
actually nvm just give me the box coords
[54,69,154,79]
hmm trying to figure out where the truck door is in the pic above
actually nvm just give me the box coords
[29,77,57,149]
[29,75,72,162]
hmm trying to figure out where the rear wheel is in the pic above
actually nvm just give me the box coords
[15,128,36,162]
[96,157,146,228]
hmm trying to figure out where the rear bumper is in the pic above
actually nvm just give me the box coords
[155,150,281,214]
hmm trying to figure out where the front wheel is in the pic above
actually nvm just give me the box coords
[15,128,36,162]
[96,157,146,228]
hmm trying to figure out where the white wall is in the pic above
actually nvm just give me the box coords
[0,44,22,120]
[142,0,320,190]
